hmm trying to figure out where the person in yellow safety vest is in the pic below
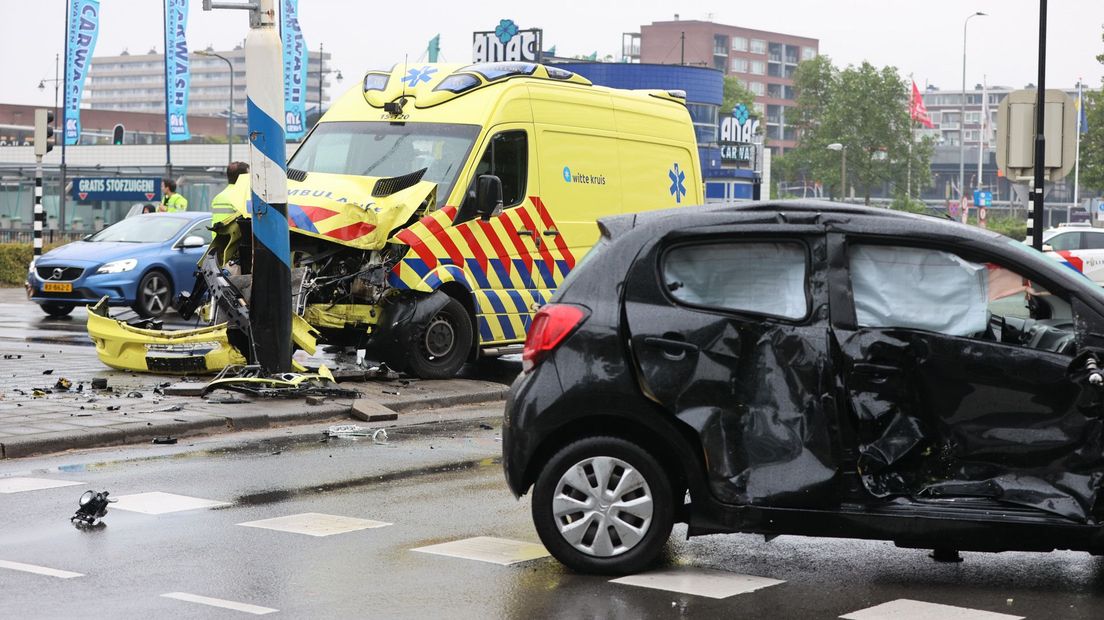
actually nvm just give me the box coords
[210,162,249,225]
[160,178,188,212]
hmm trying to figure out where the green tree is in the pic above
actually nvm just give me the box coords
[722,75,757,117]
[1081,28,1104,192]
[788,57,934,204]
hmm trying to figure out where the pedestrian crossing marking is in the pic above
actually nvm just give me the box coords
[111,491,230,515]
[0,477,82,494]
[840,599,1024,620]
[161,592,277,615]
[411,536,549,565]
[239,512,391,537]
[0,560,83,579]
[611,567,784,599]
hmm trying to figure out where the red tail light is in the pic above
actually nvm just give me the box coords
[522,304,588,373]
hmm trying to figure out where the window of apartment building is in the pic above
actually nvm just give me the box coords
[768,63,782,78]
[768,42,783,62]
[731,58,749,73]
[714,34,729,56]
[767,83,782,98]
[783,126,797,141]
[784,86,795,100]
[965,130,979,142]
[929,111,942,124]
[964,111,980,124]
[714,57,727,72]
[749,81,766,96]
[766,125,781,140]
[942,112,960,124]
[754,102,766,115]
[802,47,816,61]
[784,65,797,79]
[766,104,783,124]
[784,45,800,64]
[731,36,748,52]
[749,60,765,75]
[750,39,767,54]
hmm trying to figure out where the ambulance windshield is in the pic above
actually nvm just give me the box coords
[289,121,481,200]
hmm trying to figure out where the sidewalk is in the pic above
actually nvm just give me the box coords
[0,340,509,459]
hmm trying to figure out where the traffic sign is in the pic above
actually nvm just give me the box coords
[973,189,992,207]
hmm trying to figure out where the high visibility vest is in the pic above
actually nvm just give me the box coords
[210,180,248,224]
[162,193,188,213]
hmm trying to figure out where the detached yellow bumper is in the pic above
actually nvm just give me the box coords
[86,300,320,375]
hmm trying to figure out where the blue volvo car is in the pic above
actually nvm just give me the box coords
[27,213,212,318]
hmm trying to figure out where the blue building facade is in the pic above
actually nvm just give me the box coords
[551,62,759,201]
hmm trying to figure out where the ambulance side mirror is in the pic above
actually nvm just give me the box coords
[476,175,503,221]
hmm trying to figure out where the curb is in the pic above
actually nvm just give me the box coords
[0,388,508,460]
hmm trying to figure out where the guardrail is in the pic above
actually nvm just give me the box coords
[0,229,87,245]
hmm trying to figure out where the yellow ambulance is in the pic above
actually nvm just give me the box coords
[88,62,703,378]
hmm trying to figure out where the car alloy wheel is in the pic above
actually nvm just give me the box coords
[532,436,675,574]
[136,271,171,318]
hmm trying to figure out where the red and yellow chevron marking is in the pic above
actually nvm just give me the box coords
[387,197,577,343]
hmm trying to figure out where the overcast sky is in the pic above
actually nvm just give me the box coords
[1,0,1101,108]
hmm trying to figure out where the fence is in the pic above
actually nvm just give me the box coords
[0,229,86,245]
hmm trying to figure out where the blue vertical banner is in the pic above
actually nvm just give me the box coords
[64,0,101,146]
[164,0,191,141]
[281,0,307,140]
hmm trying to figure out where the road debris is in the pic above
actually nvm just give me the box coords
[54,378,73,391]
[324,424,388,443]
[126,391,144,398]
[139,404,184,414]
[152,436,178,445]
[203,365,359,399]
[71,490,116,527]
[42,369,53,375]
[350,400,398,423]
[91,378,108,390]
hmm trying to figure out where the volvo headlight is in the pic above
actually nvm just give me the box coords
[96,259,138,274]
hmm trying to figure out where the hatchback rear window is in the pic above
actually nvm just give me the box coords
[663,241,808,319]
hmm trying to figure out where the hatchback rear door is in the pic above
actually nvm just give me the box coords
[622,227,841,507]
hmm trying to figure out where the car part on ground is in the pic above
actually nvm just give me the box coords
[71,490,116,527]
[202,365,360,399]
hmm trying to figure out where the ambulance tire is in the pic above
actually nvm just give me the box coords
[408,297,473,379]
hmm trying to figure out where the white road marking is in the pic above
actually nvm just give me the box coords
[111,491,230,515]
[411,536,549,566]
[239,512,391,537]
[840,599,1024,620]
[0,560,83,579]
[611,567,784,599]
[161,592,277,615]
[0,477,82,494]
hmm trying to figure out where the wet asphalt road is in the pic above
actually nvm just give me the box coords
[3,407,1104,619]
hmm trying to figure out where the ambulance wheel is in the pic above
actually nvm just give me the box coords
[408,298,473,379]
[40,303,74,317]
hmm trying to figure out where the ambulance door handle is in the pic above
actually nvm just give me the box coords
[517,228,534,236]
[542,230,560,237]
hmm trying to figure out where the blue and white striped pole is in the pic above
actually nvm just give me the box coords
[245,0,292,372]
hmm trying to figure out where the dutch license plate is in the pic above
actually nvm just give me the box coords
[43,282,72,293]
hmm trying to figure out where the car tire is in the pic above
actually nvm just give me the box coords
[40,303,74,317]
[532,436,675,575]
[133,269,172,318]
[406,297,473,379]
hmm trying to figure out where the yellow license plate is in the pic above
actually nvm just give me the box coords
[43,282,72,293]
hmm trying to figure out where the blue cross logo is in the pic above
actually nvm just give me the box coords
[402,66,437,87]
[668,164,687,203]
[562,166,572,182]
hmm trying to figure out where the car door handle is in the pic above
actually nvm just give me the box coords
[517,228,534,236]
[542,229,560,237]
[643,336,699,361]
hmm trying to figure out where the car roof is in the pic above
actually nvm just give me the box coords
[613,200,1006,245]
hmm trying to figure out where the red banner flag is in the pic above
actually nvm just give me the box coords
[910,80,934,128]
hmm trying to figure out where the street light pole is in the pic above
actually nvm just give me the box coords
[827,143,846,202]
[960,11,986,211]
[197,50,234,165]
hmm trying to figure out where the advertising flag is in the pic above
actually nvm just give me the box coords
[909,80,934,128]
[281,0,307,140]
[1077,90,1088,134]
[64,0,101,146]
[164,0,191,141]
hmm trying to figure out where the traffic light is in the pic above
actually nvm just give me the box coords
[33,109,55,156]
[112,123,125,145]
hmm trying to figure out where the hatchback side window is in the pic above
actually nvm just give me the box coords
[663,241,809,320]
[1047,232,1080,251]
[182,222,213,244]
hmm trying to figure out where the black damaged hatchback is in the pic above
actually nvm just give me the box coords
[503,201,1104,575]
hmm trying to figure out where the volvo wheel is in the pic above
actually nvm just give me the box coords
[532,436,674,574]
[406,297,473,379]
[133,270,171,318]
[40,302,74,317]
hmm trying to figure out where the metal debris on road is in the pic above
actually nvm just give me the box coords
[324,424,388,443]
[42,369,53,375]
[71,490,116,527]
[139,404,184,414]
[203,365,360,399]
[126,391,144,398]
[91,378,108,390]
[54,378,73,391]
[152,437,178,445]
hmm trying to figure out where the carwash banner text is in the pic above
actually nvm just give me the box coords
[281,0,307,140]
[164,0,191,141]
[64,0,101,146]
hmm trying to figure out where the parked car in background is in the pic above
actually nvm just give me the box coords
[505,201,1104,574]
[1042,223,1104,284]
[27,213,212,318]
